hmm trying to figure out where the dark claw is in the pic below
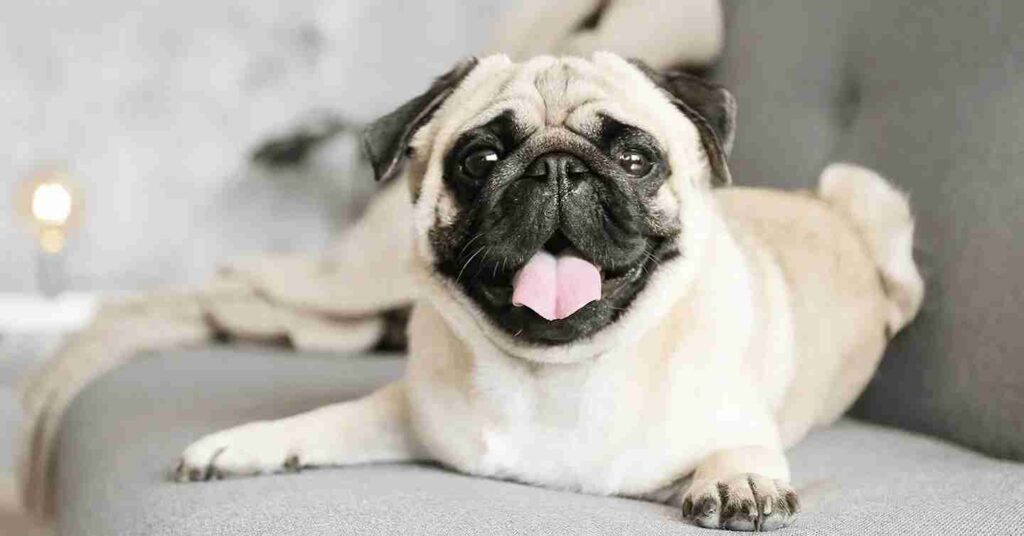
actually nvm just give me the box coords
[717,482,730,508]
[785,490,800,513]
[202,447,228,481]
[697,496,718,517]
[172,460,187,482]
[741,499,758,520]
[723,498,759,531]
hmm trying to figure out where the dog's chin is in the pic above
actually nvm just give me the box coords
[457,237,677,346]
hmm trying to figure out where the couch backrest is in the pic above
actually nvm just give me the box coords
[714,0,1024,460]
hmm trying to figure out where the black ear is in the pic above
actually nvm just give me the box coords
[629,60,736,186]
[362,58,479,183]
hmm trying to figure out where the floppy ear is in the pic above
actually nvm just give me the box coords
[629,60,736,186]
[362,58,479,183]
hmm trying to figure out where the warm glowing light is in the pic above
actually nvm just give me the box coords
[39,227,67,254]
[17,170,82,260]
[31,182,74,226]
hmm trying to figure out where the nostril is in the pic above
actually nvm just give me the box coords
[566,168,588,179]
[563,156,591,180]
[566,159,588,173]
[524,159,547,178]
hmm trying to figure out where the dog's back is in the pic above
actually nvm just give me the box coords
[715,163,923,445]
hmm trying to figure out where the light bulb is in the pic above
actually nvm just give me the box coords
[31,182,73,226]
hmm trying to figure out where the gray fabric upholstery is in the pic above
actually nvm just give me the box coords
[56,349,1024,535]
[715,0,1024,460]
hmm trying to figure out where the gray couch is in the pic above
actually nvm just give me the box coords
[55,0,1024,534]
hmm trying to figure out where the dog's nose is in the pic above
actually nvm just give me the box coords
[523,152,591,181]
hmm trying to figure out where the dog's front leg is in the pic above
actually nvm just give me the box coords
[175,381,423,481]
[681,446,800,531]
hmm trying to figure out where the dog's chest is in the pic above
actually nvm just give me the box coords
[415,350,701,496]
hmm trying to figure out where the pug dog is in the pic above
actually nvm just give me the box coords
[176,53,923,531]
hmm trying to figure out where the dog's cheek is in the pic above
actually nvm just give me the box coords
[428,222,463,267]
[436,190,460,228]
[645,183,683,235]
[427,195,475,266]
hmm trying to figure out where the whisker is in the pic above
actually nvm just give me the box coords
[457,246,487,284]
[458,232,485,258]
[643,251,662,267]
[475,246,493,278]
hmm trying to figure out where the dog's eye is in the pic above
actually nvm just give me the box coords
[461,148,501,178]
[617,151,652,177]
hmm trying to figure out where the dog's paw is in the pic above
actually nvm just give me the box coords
[681,473,799,531]
[174,421,304,482]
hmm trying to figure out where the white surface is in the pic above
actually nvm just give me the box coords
[0,294,98,333]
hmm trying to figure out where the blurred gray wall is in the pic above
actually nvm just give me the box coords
[0,0,511,292]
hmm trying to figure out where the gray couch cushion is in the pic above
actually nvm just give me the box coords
[715,0,1024,459]
[56,348,1024,535]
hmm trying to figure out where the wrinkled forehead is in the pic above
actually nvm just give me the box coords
[429,54,676,146]
[481,57,617,133]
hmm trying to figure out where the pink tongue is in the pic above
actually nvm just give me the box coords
[512,250,602,321]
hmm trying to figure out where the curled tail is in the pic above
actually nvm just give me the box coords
[818,162,925,335]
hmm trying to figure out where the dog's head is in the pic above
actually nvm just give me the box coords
[363,53,735,352]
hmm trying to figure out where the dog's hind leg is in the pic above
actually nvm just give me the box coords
[320,179,419,314]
